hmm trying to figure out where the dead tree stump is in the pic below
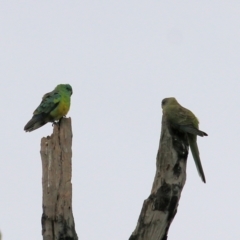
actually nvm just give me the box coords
[40,118,78,240]
[129,115,189,240]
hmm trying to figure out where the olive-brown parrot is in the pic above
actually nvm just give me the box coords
[162,97,207,183]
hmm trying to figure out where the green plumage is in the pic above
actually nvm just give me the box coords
[162,97,207,183]
[24,84,73,132]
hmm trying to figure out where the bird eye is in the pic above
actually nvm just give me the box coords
[66,85,71,91]
[162,99,166,106]
[65,85,73,95]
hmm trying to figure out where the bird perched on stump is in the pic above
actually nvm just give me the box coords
[24,84,73,132]
[161,97,207,183]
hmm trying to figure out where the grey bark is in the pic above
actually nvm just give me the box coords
[129,115,189,240]
[40,118,78,240]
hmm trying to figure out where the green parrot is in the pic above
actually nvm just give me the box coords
[161,97,207,183]
[24,84,73,132]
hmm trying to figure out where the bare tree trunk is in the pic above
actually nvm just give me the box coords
[129,115,189,240]
[40,118,78,240]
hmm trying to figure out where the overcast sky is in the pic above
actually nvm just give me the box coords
[1,1,240,239]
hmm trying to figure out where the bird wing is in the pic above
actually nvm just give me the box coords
[177,106,196,124]
[166,105,192,124]
[179,125,208,136]
[33,90,61,115]
[168,105,198,126]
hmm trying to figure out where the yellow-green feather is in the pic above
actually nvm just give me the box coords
[50,94,71,120]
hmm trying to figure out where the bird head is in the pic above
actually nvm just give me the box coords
[161,97,178,109]
[55,84,73,95]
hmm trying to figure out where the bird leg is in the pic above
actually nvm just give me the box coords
[52,121,58,126]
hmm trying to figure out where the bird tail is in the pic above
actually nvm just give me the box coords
[188,134,206,183]
[24,114,47,132]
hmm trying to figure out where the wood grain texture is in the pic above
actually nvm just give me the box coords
[129,115,188,240]
[40,118,78,240]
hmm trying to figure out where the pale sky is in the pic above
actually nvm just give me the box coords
[1,1,240,239]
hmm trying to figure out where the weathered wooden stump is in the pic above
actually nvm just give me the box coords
[129,115,188,240]
[40,118,78,240]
